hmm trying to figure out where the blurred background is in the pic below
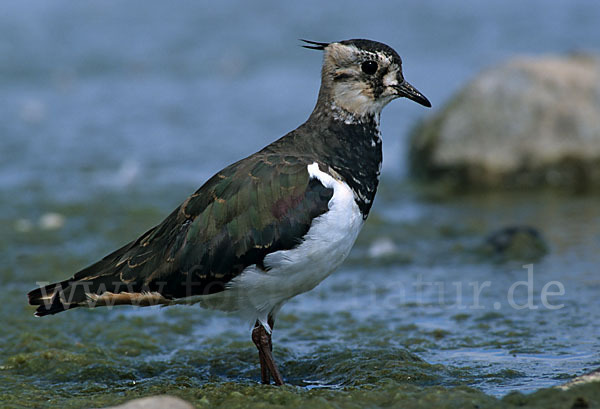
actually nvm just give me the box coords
[1,1,600,408]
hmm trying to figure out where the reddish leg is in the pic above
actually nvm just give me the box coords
[251,316,283,385]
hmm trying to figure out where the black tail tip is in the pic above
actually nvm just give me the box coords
[33,302,70,317]
[28,281,73,316]
[27,288,43,306]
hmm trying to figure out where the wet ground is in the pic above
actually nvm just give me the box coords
[1,1,600,408]
[2,183,599,408]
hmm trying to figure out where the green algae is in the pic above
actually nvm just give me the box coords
[1,376,598,409]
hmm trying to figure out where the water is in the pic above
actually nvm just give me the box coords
[1,1,600,408]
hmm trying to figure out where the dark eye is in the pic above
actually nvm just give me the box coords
[361,60,378,75]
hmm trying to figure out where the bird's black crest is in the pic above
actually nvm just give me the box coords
[300,39,329,50]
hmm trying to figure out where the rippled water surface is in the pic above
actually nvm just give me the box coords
[1,1,600,408]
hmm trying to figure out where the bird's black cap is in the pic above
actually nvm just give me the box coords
[301,39,403,67]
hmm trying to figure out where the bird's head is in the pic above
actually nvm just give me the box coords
[304,39,431,121]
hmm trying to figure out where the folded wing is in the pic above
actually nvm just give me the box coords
[28,154,333,316]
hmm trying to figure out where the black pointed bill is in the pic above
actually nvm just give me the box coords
[395,80,431,108]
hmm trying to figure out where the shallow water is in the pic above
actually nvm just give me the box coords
[2,1,600,408]
[3,184,600,408]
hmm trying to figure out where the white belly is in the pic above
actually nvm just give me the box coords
[190,162,364,330]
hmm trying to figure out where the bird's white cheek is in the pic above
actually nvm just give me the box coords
[383,70,399,87]
[333,83,375,117]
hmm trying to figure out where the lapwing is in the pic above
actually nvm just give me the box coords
[27,39,431,385]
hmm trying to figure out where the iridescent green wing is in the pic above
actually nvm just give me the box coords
[55,154,332,305]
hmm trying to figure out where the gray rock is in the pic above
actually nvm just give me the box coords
[98,395,194,409]
[410,54,600,188]
[557,367,600,391]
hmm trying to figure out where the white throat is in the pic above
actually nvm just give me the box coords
[330,101,381,126]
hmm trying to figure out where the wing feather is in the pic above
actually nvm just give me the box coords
[29,154,333,315]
